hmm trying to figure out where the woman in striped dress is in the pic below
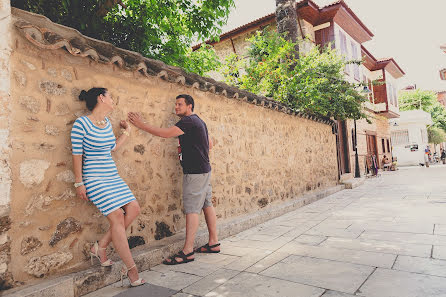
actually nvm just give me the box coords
[71,87,144,287]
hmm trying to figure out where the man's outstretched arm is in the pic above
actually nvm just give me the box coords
[128,112,184,138]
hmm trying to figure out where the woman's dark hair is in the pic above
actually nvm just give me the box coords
[79,88,107,111]
[176,94,194,111]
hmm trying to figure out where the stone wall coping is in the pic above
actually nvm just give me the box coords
[11,7,335,127]
[3,184,345,297]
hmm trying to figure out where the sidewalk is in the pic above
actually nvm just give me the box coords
[84,165,446,297]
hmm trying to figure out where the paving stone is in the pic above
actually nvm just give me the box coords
[249,225,295,236]
[220,237,289,251]
[294,234,327,245]
[151,257,229,277]
[217,244,259,257]
[204,272,324,297]
[245,251,290,273]
[321,237,432,257]
[171,293,197,297]
[432,245,446,260]
[393,255,446,277]
[348,222,434,234]
[182,268,239,296]
[277,242,396,268]
[194,253,239,265]
[83,283,127,297]
[434,224,446,235]
[322,290,356,297]
[113,284,177,297]
[139,270,201,291]
[359,230,446,245]
[358,268,446,297]
[305,227,362,239]
[240,233,281,242]
[224,249,273,271]
[261,255,374,294]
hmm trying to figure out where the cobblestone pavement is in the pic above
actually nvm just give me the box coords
[85,166,446,297]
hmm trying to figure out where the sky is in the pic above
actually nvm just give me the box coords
[221,0,446,91]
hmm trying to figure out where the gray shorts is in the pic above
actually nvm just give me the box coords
[183,172,212,214]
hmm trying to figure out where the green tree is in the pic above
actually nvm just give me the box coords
[220,30,367,120]
[398,89,446,134]
[398,89,437,112]
[428,126,446,144]
[11,0,233,75]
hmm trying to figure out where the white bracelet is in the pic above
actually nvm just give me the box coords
[74,182,84,188]
[121,129,130,137]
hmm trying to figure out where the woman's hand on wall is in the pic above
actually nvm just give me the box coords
[128,112,145,130]
[76,185,88,201]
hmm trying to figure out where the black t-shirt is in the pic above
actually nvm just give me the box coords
[175,114,211,174]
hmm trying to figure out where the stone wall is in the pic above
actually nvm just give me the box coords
[0,0,13,290]
[3,13,339,286]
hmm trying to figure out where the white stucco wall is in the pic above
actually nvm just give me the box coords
[390,110,432,166]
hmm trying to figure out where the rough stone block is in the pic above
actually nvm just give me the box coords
[45,125,60,136]
[39,81,66,96]
[25,252,73,278]
[49,217,82,247]
[19,159,50,188]
[13,70,26,86]
[19,96,40,114]
[56,170,75,183]
[21,236,42,255]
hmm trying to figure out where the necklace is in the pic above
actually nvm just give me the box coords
[93,117,107,126]
[96,119,107,126]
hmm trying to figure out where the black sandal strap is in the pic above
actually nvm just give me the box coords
[177,250,194,258]
[208,243,220,248]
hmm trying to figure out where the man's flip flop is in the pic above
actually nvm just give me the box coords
[162,251,195,265]
[195,243,221,253]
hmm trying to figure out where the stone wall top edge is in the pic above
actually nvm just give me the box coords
[11,8,335,127]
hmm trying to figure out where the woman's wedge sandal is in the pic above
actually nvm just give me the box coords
[163,251,195,265]
[194,243,221,253]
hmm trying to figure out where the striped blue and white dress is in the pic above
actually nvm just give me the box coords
[71,116,136,216]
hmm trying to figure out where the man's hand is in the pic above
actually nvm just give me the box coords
[76,185,88,201]
[128,112,145,129]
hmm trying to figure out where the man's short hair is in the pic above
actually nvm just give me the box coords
[176,94,194,111]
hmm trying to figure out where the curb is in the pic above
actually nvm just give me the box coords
[342,177,366,189]
[3,184,345,297]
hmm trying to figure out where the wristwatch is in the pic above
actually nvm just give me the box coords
[74,182,84,188]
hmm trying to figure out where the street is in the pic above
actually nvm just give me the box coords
[86,166,446,297]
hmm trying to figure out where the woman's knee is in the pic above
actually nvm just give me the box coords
[127,201,140,217]
[107,209,125,226]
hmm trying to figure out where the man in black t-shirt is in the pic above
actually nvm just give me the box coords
[128,94,220,265]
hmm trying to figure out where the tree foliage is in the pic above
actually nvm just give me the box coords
[398,89,437,112]
[220,30,367,120]
[398,89,446,134]
[11,0,233,74]
[428,126,446,144]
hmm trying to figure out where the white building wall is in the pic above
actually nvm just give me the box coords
[390,110,432,166]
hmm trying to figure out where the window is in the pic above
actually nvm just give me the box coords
[351,41,360,81]
[339,30,349,74]
[382,139,385,152]
[387,139,390,152]
[387,82,393,105]
[391,130,409,146]
[393,86,398,107]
